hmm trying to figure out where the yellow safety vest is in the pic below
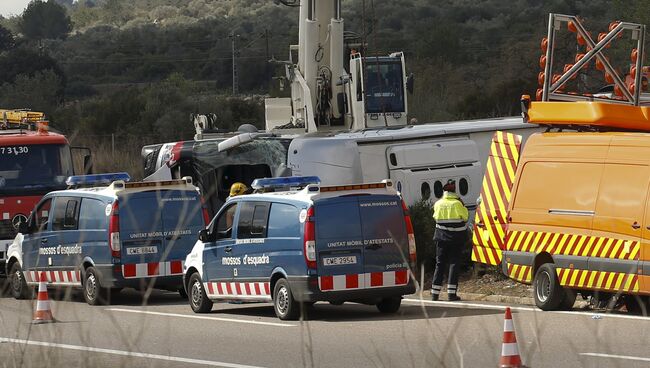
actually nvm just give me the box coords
[433,192,468,232]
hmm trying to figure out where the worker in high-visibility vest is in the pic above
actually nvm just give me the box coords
[431,179,469,301]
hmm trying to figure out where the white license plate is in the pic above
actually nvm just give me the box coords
[323,256,357,266]
[126,246,158,255]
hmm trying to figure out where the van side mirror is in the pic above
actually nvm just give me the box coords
[406,73,414,95]
[18,220,30,235]
[198,229,211,242]
[71,147,93,174]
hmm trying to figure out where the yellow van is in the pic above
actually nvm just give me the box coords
[473,100,650,311]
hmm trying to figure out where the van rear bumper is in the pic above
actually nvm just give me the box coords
[287,275,416,303]
[94,264,184,290]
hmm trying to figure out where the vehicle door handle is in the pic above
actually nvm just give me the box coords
[632,222,641,229]
[224,246,232,253]
[41,238,48,243]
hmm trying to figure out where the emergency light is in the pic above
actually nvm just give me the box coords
[251,176,321,191]
[66,172,131,187]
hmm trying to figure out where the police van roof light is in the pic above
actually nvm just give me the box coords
[66,172,131,187]
[251,176,321,190]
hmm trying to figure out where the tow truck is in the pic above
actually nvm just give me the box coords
[0,109,91,276]
[141,1,540,216]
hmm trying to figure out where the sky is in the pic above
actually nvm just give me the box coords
[0,0,33,17]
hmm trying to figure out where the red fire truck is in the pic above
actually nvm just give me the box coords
[0,109,90,276]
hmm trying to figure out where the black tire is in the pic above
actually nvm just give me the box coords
[533,263,564,311]
[376,297,402,313]
[9,263,30,300]
[559,288,577,310]
[83,267,104,306]
[273,279,299,320]
[178,287,188,299]
[189,273,213,313]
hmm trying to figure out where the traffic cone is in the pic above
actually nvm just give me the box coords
[499,307,523,368]
[32,272,55,324]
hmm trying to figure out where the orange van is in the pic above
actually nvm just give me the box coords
[472,101,650,311]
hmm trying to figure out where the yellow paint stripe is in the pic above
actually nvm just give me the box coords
[491,154,513,201]
[590,238,606,258]
[569,270,580,286]
[628,242,639,260]
[578,270,590,287]
[604,272,616,290]
[609,240,623,260]
[504,133,521,163]
[598,238,614,259]
[587,271,599,288]
[623,275,634,291]
[495,142,516,182]
[560,268,570,285]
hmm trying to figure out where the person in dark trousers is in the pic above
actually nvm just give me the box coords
[431,179,469,301]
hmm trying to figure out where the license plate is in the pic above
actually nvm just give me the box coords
[323,256,357,266]
[126,246,158,255]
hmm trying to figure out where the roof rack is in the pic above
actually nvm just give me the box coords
[538,13,646,106]
[1,109,47,130]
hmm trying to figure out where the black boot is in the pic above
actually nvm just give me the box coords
[431,294,439,301]
[448,294,461,301]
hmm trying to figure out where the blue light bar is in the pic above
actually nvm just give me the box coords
[66,172,131,187]
[251,176,320,191]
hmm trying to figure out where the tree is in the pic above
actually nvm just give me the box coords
[0,70,63,113]
[0,25,15,51]
[19,0,73,40]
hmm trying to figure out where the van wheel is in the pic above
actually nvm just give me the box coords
[9,263,30,300]
[376,297,402,313]
[559,288,577,310]
[533,264,564,310]
[189,273,213,313]
[273,279,299,320]
[83,267,104,306]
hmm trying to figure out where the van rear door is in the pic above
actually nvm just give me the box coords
[315,196,365,291]
[159,190,205,274]
[357,195,409,287]
[315,194,409,291]
[118,189,202,278]
[119,191,165,278]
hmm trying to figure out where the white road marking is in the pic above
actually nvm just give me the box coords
[403,298,650,321]
[580,353,650,362]
[105,308,295,327]
[0,337,267,368]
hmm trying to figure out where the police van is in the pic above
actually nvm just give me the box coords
[6,173,208,305]
[183,176,417,320]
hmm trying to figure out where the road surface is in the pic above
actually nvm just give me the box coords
[1,287,649,367]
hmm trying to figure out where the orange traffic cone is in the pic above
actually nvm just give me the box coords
[499,307,523,368]
[32,272,55,324]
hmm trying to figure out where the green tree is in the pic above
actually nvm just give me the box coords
[19,0,73,40]
[0,25,15,51]
[0,70,63,113]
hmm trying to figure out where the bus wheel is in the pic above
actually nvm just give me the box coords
[9,263,30,300]
[533,263,564,311]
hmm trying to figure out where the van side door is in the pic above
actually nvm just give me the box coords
[49,196,82,285]
[77,198,109,281]
[230,201,272,283]
[590,163,647,293]
[202,202,239,289]
[21,197,54,283]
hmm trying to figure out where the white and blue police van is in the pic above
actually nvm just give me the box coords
[183,176,417,320]
[6,173,208,305]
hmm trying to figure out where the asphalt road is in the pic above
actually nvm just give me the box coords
[1,285,650,368]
